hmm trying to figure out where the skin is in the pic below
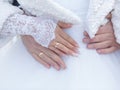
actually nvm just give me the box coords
[21,22,79,70]
[49,13,120,55]
[48,22,79,56]
[83,21,120,54]
[22,14,120,70]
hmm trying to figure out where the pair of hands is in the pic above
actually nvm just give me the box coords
[22,19,120,70]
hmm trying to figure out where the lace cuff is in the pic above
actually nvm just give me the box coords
[1,14,57,47]
[112,0,120,44]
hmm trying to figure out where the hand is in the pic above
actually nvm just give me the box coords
[83,21,120,54]
[21,35,66,70]
[48,22,79,56]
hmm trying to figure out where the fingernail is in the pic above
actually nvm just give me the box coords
[83,39,90,43]
[74,49,80,53]
[46,65,51,69]
[55,66,60,71]
[97,50,102,54]
[62,65,66,69]
[72,53,79,57]
[75,44,79,47]
[88,45,93,49]
[67,24,72,27]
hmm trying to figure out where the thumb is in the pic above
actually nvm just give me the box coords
[58,21,72,29]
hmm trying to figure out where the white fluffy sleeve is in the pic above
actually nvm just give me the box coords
[17,0,81,24]
[0,0,23,31]
[112,0,120,44]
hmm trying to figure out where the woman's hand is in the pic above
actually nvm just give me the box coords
[48,22,79,56]
[83,21,120,54]
[21,35,66,70]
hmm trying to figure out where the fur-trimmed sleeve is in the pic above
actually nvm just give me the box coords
[17,0,81,24]
[0,0,23,31]
[112,0,120,44]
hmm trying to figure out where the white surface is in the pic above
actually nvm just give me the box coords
[0,0,120,89]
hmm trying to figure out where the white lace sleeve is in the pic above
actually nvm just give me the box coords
[1,14,57,47]
[112,0,120,44]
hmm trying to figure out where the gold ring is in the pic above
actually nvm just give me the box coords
[39,52,44,57]
[55,42,60,48]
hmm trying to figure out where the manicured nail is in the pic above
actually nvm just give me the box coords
[88,45,93,49]
[97,50,102,54]
[67,24,72,27]
[75,44,79,47]
[55,66,60,71]
[74,49,80,53]
[62,65,66,69]
[46,65,51,69]
[83,39,90,43]
[72,53,79,57]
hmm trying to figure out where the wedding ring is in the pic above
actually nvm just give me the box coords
[55,42,60,48]
[39,52,44,57]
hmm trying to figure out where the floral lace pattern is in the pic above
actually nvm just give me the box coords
[1,14,57,47]
[112,0,120,44]
[86,0,115,38]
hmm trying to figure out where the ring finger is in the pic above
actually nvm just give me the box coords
[53,41,76,55]
[33,49,60,70]
[38,52,61,70]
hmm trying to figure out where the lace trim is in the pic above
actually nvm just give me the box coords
[112,0,120,44]
[1,14,57,47]
[86,0,115,38]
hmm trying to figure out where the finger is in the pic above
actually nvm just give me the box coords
[39,53,61,70]
[53,41,76,55]
[56,35,78,52]
[58,28,79,47]
[37,46,66,69]
[97,46,117,54]
[90,33,115,43]
[49,46,65,56]
[48,50,66,69]
[32,53,50,69]
[87,41,112,49]
[57,43,76,55]
[84,31,90,38]
[83,37,91,43]
[40,47,66,69]
[58,21,72,29]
